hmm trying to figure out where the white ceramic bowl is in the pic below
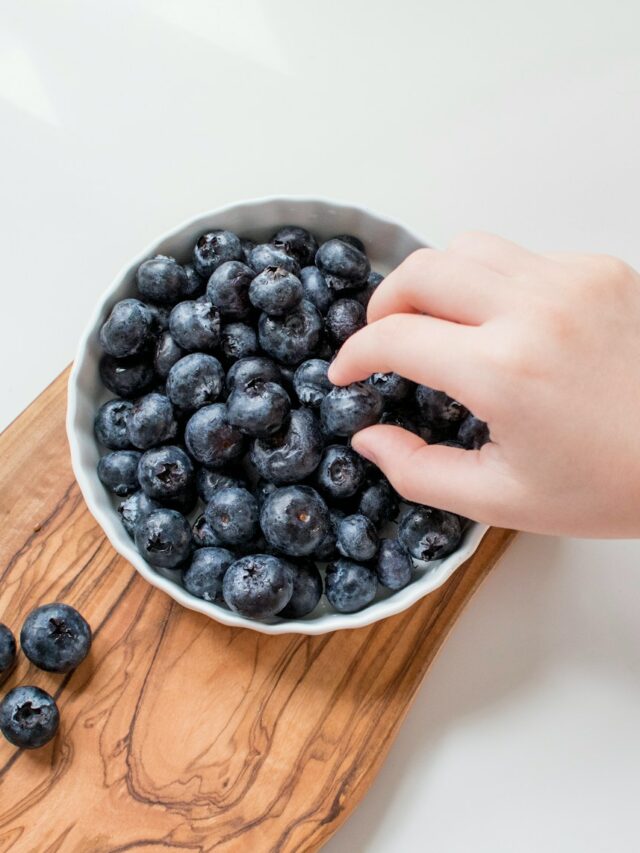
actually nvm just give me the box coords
[67,196,488,635]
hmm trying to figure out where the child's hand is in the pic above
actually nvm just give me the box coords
[328,232,640,537]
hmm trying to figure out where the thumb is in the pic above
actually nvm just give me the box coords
[352,424,505,524]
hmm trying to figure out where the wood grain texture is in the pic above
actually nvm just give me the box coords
[0,369,515,852]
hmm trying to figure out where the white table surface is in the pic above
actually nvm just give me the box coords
[2,2,640,850]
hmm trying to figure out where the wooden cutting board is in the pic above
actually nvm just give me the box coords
[0,369,514,852]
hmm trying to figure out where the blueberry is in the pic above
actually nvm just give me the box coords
[21,603,92,673]
[0,686,59,749]
[150,379,169,396]
[271,225,318,267]
[222,554,294,620]
[240,449,260,482]
[256,478,278,507]
[321,382,384,436]
[182,263,206,299]
[260,485,329,556]
[278,560,323,618]
[361,458,382,486]
[398,506,463,561]
[138,445,194,500]
[193,230,243,278]
[313,337,334,361]
[169,300,221,352]
[100,354,156,399]
[233,533,269,557]
[196,468,244,502]
[457,415,490,449]
[258,300,323,365]
[316,238,370,284]
[324,273,359,293]
[94,399,133,449]
[227,380,291,438]
[145,301,172,331]
[293,359,332,407]
[137,256,187,305]
[376,539,413,590]
[225,356,283,393]
[183,546,233,603]
[325,559,377,613]
[300,266,333,314]
[118,490,161,537]
[325,298,366,345]
[316,445,365,499]
[206,260,254,319]
[415,385,468,431]
[185,404,245,467]
[333,233,366,253]
[379,409,421,435]
[337,514,378,561]
[166,353,224,410]
[99,298,154,358]
[205,486,259,546]
[357,478,399,526]
[135,508,193,568]
[219,322,256,360]
[240,237,256,264]
[369,372,412,403]
[251,408,324,484]
[192,514,222,547]
[163,485,199,515]
[248,243,300,276]
[249,267,303,316]
[314,508,344,560]
[126,393,178,450]
[363,276,382,309]
[97,450,141,496]
[354,271,384,308]
[0,624,16,676]
[154,331,185,379]
[277,365,296,392]
[416,424,440,444]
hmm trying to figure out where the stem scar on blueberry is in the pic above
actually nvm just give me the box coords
[48,618,73,641]
[156,462,179,483]
[14,702,44,724]
[147,533,172,552]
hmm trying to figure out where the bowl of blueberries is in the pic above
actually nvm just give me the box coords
[67,196,489,634]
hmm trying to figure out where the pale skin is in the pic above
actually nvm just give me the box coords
[328,231,640,537]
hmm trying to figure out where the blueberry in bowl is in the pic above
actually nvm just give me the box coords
[223,554,295,619]
[68,197,489,634]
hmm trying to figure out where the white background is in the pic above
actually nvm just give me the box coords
[1,2,640,850]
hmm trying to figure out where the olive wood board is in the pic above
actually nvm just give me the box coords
[0,368,514,852]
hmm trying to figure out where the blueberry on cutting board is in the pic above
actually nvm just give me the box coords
[0,623,16,676]
[21,603,92,673]
[0,686,60,749]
